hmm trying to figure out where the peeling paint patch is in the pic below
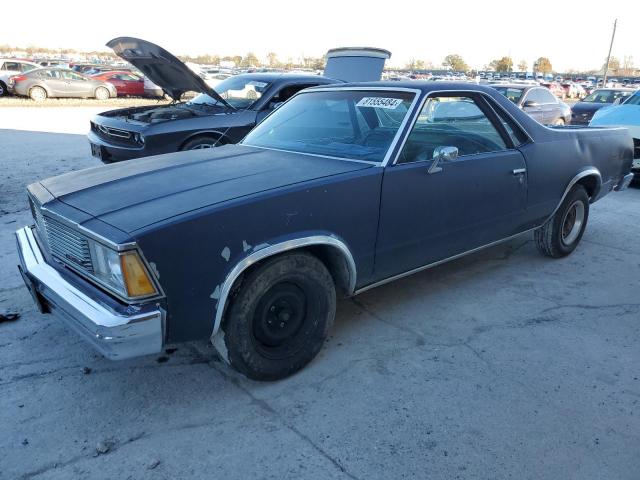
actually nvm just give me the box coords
[242,240,252,252]
[210,285,221,301]
[221,246,231,261]
[253,243,269,252]
[149,262,160,279]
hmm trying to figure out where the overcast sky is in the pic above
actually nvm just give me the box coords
[3,0,638,71]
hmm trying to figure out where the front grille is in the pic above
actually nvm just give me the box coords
[44,217,93,272]
[91,121,140,147]
[29,196,93,274]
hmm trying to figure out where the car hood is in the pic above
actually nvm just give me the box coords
[37,145,372,234]
[571,102,607,114]
[106,36,232,106]
[590,104,640,137]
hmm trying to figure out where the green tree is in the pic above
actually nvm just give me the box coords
[490,56,513,72]
[442,54,469,72]
[534,57,553,74]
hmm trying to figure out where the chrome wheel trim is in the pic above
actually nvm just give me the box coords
[31,87,46,101]
[190,143,216,149]
[95,87,109,100]
[561,200,585,246]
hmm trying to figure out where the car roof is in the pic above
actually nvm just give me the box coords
[234,72,337,84]
[488,83,537,89]
[311,81,513,96]
[0,58,38,64]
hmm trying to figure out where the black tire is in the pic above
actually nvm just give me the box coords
[181,135,224,150]
[0,81,7,97]
[535,185,589,258]
[222,252,336,381]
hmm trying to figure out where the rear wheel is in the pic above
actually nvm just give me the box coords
[181,135,224,150]
[29,86,47,101]
[221,252,336,381]
[94,87,110,100]
[0,81,7,97]
[535,185,589,258]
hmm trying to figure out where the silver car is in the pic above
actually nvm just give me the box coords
[9,68,117,101]
[0,59,39,96]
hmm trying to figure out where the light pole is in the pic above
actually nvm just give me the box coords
[602,19,617,87]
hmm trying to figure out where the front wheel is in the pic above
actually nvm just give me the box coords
[181,135,223,150]
[0,81,7,97]
[535,185,589,258]
[221,252,336,381]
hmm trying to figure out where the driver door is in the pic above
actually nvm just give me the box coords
[374,93,528,280]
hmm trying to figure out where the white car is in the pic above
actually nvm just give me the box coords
[591,90,640,177]
[0,59,39,96]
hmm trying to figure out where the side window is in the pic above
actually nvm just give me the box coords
[537,88,557,104]
[268,84,316,110]
[485,99,529,147]
[398,95,507,164]
[4,62,21,71]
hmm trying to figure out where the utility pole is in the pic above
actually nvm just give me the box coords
[602,19,617,87]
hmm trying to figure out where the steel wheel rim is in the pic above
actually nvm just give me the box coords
[561,200,585,245]
[31,88,45,100]
[96,88,108,100]
[190,143,215,149]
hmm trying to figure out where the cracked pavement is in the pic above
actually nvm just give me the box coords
[1,115,640,479]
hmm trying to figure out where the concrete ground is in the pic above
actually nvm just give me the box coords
[1,108,639,480]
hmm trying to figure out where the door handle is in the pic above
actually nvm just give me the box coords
[512,168,526,175]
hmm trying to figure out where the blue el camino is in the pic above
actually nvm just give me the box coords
[17,82,635,380]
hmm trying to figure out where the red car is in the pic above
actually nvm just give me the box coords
[91,70,144,97]
[540,81,566,100]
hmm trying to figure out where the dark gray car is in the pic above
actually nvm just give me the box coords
[9,68,117,101]
[491,84,572,125]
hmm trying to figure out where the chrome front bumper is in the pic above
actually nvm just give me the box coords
[614,173,634,191]
[16,226,163,360]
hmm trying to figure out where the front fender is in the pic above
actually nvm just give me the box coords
[210,232,357,337]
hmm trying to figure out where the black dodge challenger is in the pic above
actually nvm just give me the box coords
[88,37,338,162]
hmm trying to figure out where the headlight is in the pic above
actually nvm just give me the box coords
[90,241,157,299]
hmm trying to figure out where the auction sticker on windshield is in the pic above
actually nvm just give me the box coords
[356,97,404,109]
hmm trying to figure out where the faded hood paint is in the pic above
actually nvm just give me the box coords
[106,36,232,106]
[37,145,372,234]
[590,104,640,138]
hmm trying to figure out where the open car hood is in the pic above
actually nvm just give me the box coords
[106,37,232,106]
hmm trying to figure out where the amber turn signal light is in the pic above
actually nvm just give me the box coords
[120,252,157,297]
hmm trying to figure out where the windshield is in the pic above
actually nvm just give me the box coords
[583,90,632,103]
[189,76,272,108]
[492,87,524,104]
[242,90,415,163]
[622,91,640,105]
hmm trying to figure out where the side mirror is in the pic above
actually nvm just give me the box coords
[429,146,458,174]
[522,100,539,108]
